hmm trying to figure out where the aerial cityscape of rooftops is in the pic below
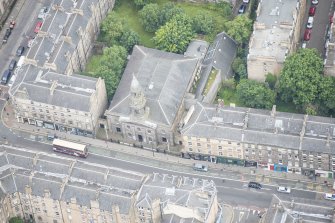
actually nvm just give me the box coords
[0,0,334,222]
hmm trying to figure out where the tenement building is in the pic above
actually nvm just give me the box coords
[8,0,113,136]
[181,102,335,178]
[247,0,306,81]
[105,45,200,148]
[0,146,219,223]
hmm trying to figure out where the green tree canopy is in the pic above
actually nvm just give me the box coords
[232,57,247,80]
[139,3,161,33]
[159,3,185,26]
[92,46,128,99]
[225,15,252,45]
[192,12,214,35]
[153,14,194,54]
[101,12,140,52]
[134,0,155,8]
[278,49,323,111]
[265,73,277,90]
[236,79,275,109]
[318,76,335,111]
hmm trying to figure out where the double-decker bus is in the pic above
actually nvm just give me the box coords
[52,139,88,158]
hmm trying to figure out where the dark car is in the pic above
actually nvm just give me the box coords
[16,46,25,56]
[248,181,262,189]
[304,29,312,41]
[3,28,11,43]
[238,4,247,14]
[309,6,316,16]
[1,70,11,85]
[8,59,17,71]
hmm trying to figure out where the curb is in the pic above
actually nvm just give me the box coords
[222,203,234,223]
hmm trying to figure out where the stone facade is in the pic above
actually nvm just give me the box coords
[181,102,335,177]
[105,46,200,148]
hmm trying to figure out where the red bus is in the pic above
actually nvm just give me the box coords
[52,139,88,158]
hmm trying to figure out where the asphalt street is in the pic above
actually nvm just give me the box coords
[302,0,334,55]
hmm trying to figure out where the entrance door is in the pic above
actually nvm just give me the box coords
[138,135,143,142]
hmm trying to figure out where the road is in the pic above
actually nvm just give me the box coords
[301,0,334,56]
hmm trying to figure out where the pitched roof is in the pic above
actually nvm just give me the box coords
[107,45,199,126]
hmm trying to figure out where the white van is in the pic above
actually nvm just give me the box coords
[307,16,314,29]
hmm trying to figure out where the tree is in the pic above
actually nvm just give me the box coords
[225,15,252,45]
[134,0,155,8]
[153,14,194,54]
[101,12,126,45]
[232,57,247,80]
[265,73,277,90]
[278,49,323,111]
[92,46,128,99]
[9,217,24,223]
[119,29,140,52]
[236,79,275,109]
[318,76,335,111]
[139,4,161,33]
[159,3,185,26]
[192,12,214,35]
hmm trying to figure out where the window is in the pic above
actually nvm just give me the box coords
[116,127,121,132]
[188,142,192,146]
[46,110,49,113]
[197,143,201,147]
[137,127,141,131]
[147,130,151,134]
[67,109,70,112]
[68,120,73,125]
[162,137,167,142]
[148,137,153,142]
[39,109,43,112]
[38,216,42,221]
[61,113,64,116]
[189,148,193,151]
[207,144,211,149]
[218,146,222,150]
[219,152,222,156]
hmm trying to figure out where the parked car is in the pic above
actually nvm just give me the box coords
[1,70,11,85]
[8,59,17,71]
[243,0,249,3]
[277,186,291,194]
[9,20,16,29]
[324,193,335,201]
[306,16,314,29]
[248,182,262,189]
[16,46,25,56]
[38,7,48,19]
[309,6,316,16]
[34,21,43,33]
[304,29,312,41]
[3,28,11,43]
[193,163,208,172]
[330,15,334,24]
[302,42,307,48]
[311,0,318,5]
[238,4,247,14]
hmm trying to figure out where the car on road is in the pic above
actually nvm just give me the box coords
[248,181,262,189]
[311,0,318,5]
[9,20,16,30]
[193,163,208,172]
[304,29,312,41]
[16,46,25,56]
[238,4,247,14]
[309,6,316,16]
[307,16,314,29]
[34,21,43,33]
[8,59,17,71]
[324,193,335,201]
[38,7,48,19]
[3,28,11,43]
[1,70,11,85]
[277,186,291,194]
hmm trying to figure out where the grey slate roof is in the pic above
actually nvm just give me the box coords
[195,32,237,98]
[181,102,335,153]
[107,45,199,126]
[9,0,104,112]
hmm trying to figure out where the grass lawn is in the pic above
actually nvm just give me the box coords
[216,87,242,106]
[114,0,155,47]
[276,101,300,114]
[85,55,103,75]
[204,69,218,95]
